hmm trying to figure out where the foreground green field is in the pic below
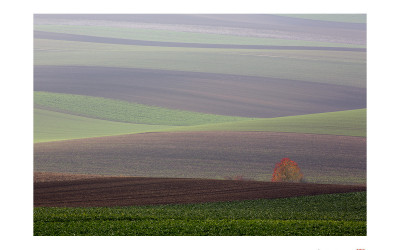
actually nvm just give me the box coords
[34,192,366,236]
[34,25,365,48]
[34,39,366,88]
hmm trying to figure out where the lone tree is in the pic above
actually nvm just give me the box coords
[271,158,303,182]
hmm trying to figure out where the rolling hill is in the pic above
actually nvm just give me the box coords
[34,131,366,184]
[34,90,365,141]
[34,14,366,186]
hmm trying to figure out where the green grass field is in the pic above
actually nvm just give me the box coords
[34,108,174,143]
[34,192,366,236]
[34,25,365,48]
[34,39,366,88]
[35,91,251,126]
[34,91,365,142]
[166,108,366,137]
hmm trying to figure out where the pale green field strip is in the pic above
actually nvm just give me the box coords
[34,108,174,143]
[34,25,365,48]
[163,109,366,137]
[35,90,365,142]
[35,39,366,88]
[35,91,252,126]
[34,107,365,143]
[276,14,366,24]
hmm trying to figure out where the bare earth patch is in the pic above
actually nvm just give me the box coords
[34,173,365,207]
[34,131,366,184]
[34,66,366,118]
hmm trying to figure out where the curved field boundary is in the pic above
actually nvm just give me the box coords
[166,109,366,137]
[34,91,250,125]
[34,108,175,143]
[34,174,366,207]
[34,31,366,52]
[34,40,366,87]
[34,66,366,118]
[34,131,366,184]
[34,107,365,144]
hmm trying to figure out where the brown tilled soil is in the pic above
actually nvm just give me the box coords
[34,66,366,118]
[34,131,366,185]
[34,172,365,207]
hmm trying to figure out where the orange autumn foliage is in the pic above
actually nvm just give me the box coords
[271,158,304,182]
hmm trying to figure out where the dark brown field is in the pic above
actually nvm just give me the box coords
[34,172,365,207]
[34,66,366,118]
[34,131,366,184]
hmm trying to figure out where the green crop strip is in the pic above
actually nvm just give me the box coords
[165,109,366,137]
[34,108,174,143]
[34,91,365,143]
[34,192,366,236]
[35,91,251,126]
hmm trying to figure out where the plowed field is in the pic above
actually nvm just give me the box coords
[34,131,366,184]
[34,172,365,207]
[34,66,366,117]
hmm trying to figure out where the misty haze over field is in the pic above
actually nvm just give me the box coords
[34,14,366,185]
